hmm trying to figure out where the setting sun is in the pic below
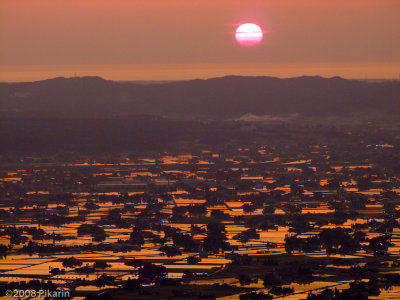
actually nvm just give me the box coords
[235,23,263,46]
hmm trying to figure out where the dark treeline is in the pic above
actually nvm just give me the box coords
[1,115,399,162]
[0,116,246,157]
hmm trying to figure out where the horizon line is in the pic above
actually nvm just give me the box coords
[1,74,399,84]
[1,61,399,82]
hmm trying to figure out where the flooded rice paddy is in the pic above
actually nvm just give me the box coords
[1,144,400,299]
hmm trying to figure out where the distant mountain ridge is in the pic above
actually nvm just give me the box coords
[1,75,399,119]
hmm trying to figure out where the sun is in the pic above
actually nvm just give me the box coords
[235,23,263,46]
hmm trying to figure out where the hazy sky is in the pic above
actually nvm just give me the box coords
[1,0,399,81]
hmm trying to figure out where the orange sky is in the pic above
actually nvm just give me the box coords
[1,0,399,81]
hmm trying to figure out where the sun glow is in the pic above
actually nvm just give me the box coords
[235,23,263,46]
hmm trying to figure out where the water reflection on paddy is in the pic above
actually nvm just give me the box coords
[0,257,53,264]
[0,277,66,284]
[219,280,352,300]
[258,226,289,243]
[370,286,400,300]
[164,264,220,270]
[5,261,64,275]
[0,264,30,270]
[1,149,399,299]
[186,277,237,286]
[53,274,98,281]
[76,285,117,292]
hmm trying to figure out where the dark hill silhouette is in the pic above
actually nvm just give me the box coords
[1,76,399,119]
